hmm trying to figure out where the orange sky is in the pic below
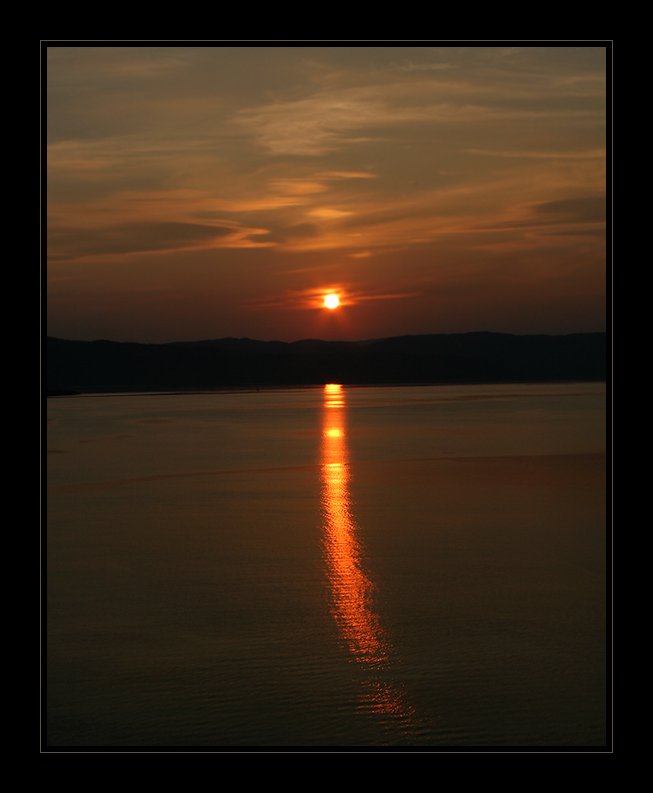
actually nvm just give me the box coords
[46,45,608,343]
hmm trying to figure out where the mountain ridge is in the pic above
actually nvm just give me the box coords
[46,331,607,394]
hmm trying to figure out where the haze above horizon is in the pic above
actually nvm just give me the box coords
[46,44,608,344]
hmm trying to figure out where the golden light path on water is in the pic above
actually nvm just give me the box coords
[320,384,421,734]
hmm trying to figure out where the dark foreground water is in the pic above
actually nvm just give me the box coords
[46,383,607,749]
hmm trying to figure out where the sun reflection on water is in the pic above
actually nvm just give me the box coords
[321,384,421,734]
[321,384,387,667]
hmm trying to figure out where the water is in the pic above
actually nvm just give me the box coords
[46,383,607,748]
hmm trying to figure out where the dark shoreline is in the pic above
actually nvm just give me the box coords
[47,331,607,395]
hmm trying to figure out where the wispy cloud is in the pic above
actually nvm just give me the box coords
[534,195,606,224]
[48,220,274,262]
[467,148,606,160]
[232,84,507,157]
[232,64,605,158]
[398,62,458,72]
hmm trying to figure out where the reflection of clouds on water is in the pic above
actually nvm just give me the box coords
[321,384,423,736]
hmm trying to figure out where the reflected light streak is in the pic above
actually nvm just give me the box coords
[320,384,421,731]
[321,384,387,666]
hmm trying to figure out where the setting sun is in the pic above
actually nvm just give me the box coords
[324,294,340,309]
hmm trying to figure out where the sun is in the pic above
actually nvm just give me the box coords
[324,293,340,309]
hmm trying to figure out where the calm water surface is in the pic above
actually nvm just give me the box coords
[46,383,607,748]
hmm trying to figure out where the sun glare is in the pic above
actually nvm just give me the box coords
[324,293,340,309]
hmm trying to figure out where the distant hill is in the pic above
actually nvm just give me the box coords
[46,332,607,394]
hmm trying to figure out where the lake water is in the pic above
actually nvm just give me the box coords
[46,383,607,749]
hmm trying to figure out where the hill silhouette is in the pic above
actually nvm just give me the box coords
[46,332,607,395]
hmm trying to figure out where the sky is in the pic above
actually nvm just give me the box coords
[45,44,608,343]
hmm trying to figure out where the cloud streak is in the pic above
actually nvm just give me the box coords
[48,220,274,262]
[245,286,421,311]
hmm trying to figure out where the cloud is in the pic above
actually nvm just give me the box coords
[233,90,387,156]
[308,208,352,219]
[232,63,606,158]
[47,220,272,261]
[232,84,505,157]
[466,148,606,160]
[319,171,379,180]
[398,62,458,72]
[534,195,606,224]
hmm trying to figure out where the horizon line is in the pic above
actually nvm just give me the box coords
[46,329,608,346]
